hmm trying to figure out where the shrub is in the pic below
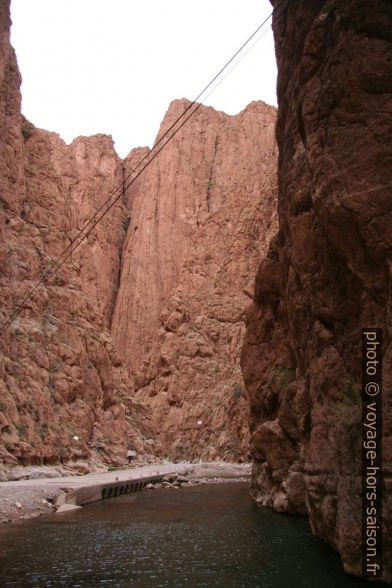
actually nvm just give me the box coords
[17,423,27,438]
[21,121,34,140]
[232,384,241,401]
[268,365,295,392]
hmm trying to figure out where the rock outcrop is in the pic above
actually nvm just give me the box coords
[112,99,278,461]
[242,0,392,580]
[0,1,153,468]
[1,0,278,469]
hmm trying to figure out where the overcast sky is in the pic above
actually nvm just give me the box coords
[10,0,277,158]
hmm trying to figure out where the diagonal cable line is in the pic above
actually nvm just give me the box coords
[1,0,288,331]
[30,18,280,298]
[201,19,274,104]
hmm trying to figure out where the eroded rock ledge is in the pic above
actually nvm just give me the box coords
[241,0,392,580]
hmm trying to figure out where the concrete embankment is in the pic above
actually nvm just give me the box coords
[0,462,251,523]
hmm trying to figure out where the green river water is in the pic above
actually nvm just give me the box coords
[0,482,373,587]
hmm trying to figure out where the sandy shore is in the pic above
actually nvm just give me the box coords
[0,462,251,524]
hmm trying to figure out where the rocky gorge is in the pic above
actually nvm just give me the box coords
[0,0,391,583]
[0,0,277,471]
[114,99,277,462]
[241,0,392,581]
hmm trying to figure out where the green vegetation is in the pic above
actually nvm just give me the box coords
[323,377,361,455]
[232,384,242,401]
[21,121,34,140]
[342,379,360,405]
[334,378,361,425]
[17,423,27,438]
[268,365,295,392]
[123,216,131,232]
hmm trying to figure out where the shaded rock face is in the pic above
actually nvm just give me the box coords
[242,0,392,580]
[112,99,278,461]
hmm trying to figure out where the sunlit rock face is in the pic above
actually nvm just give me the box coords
[242,0,392,580]
[112,99,278,461]
[0,0,279,469]
[0,0,154,469]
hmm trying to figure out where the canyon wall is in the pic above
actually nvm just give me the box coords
[241,0,392,580]
[0,0,278,469]
[113,99,277,461]
[0,0,153,469]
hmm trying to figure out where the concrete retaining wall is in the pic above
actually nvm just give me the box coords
[65,475,165,506]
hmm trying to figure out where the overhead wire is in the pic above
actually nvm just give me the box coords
[1,0,288,331]
[201,19,275,104]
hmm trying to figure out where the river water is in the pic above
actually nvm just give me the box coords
[0,482,371,587]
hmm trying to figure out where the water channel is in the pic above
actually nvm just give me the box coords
[0,482,372,587]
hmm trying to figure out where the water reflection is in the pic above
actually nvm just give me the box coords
[0,483,372,587]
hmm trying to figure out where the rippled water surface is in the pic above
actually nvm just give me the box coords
[0,482,371,587]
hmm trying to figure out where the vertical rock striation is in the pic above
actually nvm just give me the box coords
[1,0,278,470]
[242,0,392,579]
[112,99,278,460]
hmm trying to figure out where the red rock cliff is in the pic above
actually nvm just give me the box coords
[241,0,392,580]
[112,99,277,461]
[1,1,278,470]
[0,0,153,469]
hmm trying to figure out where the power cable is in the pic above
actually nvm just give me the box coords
[1,1,287,331]
[202,18,274,104]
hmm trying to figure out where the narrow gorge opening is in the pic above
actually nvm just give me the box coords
[0,0,390,585]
